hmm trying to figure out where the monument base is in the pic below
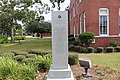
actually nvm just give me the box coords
[47,64,75,80]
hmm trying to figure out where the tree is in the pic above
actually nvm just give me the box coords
[0,0,50,42]
[38,22,51,38]
[79,32,95,47]
[25,21,51,38]
[50,0,65,10]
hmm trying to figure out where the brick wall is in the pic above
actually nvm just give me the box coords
[69,0,120,47]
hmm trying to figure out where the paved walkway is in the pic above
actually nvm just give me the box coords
[25,36,51,38]
[8,36,51,40]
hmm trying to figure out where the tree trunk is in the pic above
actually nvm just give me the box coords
[21,29,23,36]
[40,33,43,38]
[10,26,14,43]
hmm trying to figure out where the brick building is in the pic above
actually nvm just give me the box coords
[69,0,120,47]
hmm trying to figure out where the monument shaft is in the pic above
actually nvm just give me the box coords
[47,11,74,80]
[52,11,68,69]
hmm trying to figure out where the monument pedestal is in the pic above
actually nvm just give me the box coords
[47,65,74,80]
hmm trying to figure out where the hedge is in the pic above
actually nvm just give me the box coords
[0,36,8,44]
[96,47,104,53]
[74,46,81,52]
[115,46,120,52]
[28,49,51,56]
[68,54,79,65]
[68,45,75,51]
[105,47,114,53]
[79,47,87,53]
[14,36,26,40]
[14,55,26,61]
[87,47,94,53]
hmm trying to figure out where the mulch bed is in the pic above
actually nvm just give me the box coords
[36,64,120,80]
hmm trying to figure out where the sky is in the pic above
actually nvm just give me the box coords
[42,0,70,21]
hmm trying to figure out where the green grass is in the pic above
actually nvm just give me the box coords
[0,38,52,53]
[0,38,120,69]
[78,53,120,69]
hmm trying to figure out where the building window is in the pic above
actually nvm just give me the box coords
[99,8,109,36]
[83,12,86,32]
[80,15,82,33]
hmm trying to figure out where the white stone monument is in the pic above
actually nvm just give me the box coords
[47,11,74,80]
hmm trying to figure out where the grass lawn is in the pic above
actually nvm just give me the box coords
[78,53,120,69]
[0,38,52,53]
[0,38,120,69]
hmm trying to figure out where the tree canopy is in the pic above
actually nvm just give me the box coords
[50,0,65,10]
[25,21,51,38]
[0,0,50,42]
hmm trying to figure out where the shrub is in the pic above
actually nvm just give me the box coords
[0,53,14,57]
[14,36,26,40]
[26,54,37,59]
[45,54,52,58]
[74,46,81,52]
[68,37,76,45]
[68,37,75,42]
[79,32,95,47]
[68,41,72,45]
[115,46,120,52]
[36,56,52,72]
[72,41,79,46]
[96,47,104,53]
[28,49,50,56]
[79,47,87,53]
[14,55,26,61]
[13,51,29,56]
[18,64,36,80]
[96,70,105,76]
[68,34,74,38]
[87,47,94,53]
[109,40,119,47]
[0,57,36,80]
[0,36,8,44]
[68,45,75,51]
[68,54,79,65]
[105,47,114,53]
[22,58,36,64]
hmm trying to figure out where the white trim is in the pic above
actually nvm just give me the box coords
[99,8,109,36]
[80,15,82,34]
[99,8,109,15]
[95,35,120,38]
[79,0,83,3]
[74,25,75,37]
[91,39,95,43]
[119,8,120,15]
[83,12,86,32]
